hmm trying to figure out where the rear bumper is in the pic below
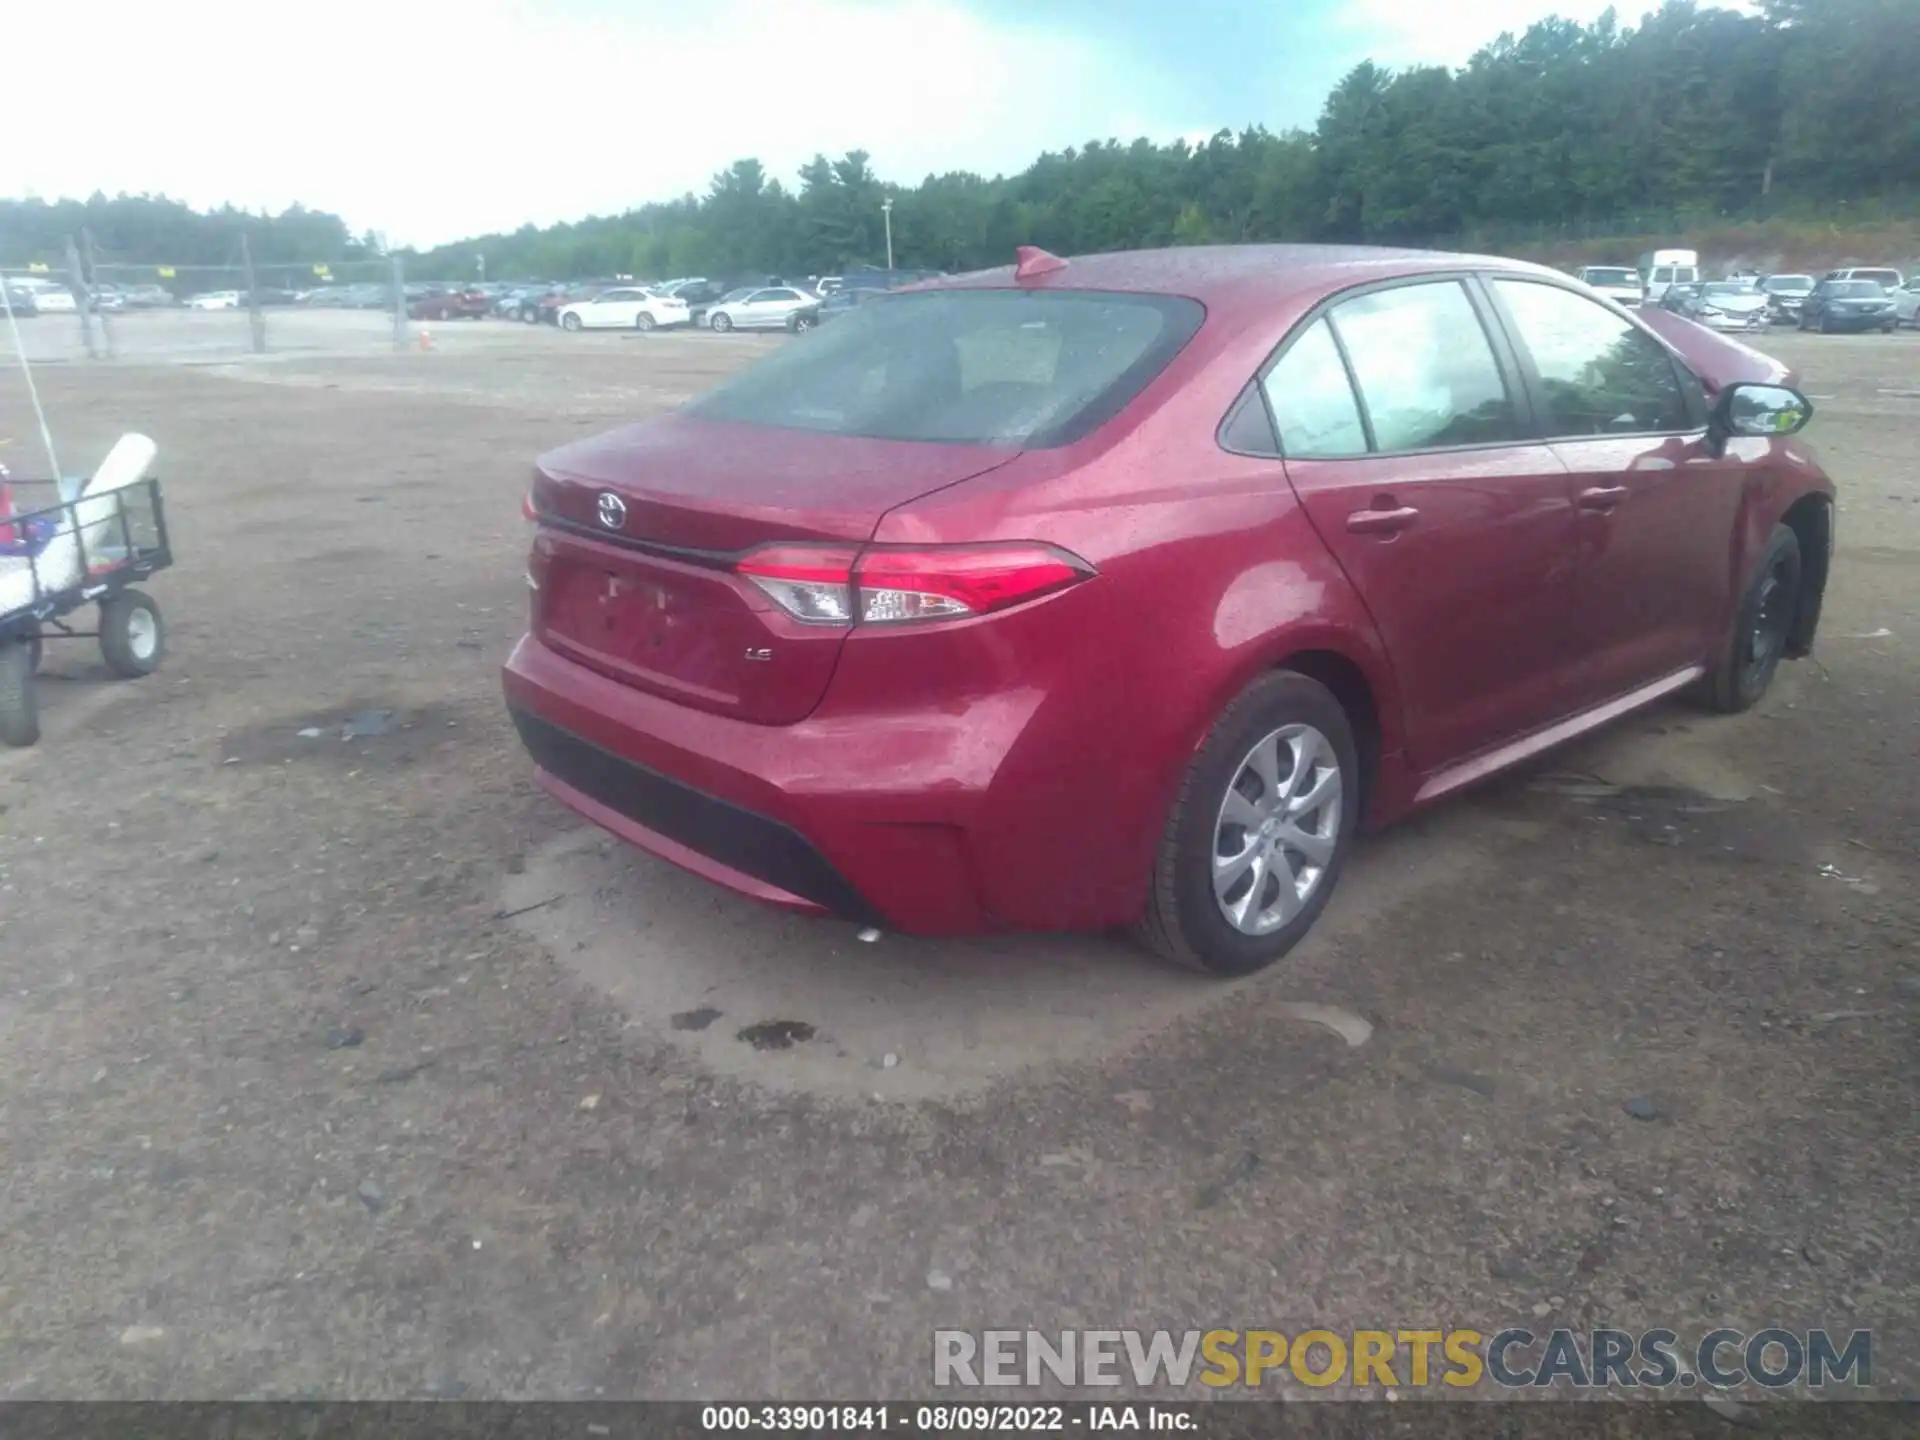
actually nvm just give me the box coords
[508,705,887,926]
[502,632,999,934]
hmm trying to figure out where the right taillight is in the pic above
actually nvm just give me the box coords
[735,542,1093,626]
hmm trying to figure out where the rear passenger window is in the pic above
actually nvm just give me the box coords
[1327,282,1520,452]
[1492,280,1690,437]
[1261,319,1367,458]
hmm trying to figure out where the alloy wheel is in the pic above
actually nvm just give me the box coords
[1211,723,1342,936]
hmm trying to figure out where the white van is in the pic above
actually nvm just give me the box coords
[1638,248,1700,304]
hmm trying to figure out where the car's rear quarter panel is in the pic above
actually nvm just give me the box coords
[864,317,1404,929]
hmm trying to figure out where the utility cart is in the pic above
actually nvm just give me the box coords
[0,470,172,746]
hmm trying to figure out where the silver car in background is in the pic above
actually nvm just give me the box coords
[1760,273,1815,324]
[704,285,820,332]
[1664,280,1770,333]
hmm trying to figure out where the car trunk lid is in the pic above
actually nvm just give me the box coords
[529,415,1017,723]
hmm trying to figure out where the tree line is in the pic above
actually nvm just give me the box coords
[3,1,1912,282]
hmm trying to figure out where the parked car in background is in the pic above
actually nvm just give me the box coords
[505,243,1832,976]
[15,280,77,314]
[122,283,176,308]
[1638,248,1700,305]
[1823,266,1903,293]
[784,288,873,331]
[536,284,607,325]
[1799,277,1898,333]
[1891,277,1920,328]
[1575,265,1643,306]
[1,282,43,316]
[1660,279,1770,333]
[409,286,493,320]
[557,286,692,331]
[186,291,241,310]
[704,285,818,332]
[1759,273,1815,324]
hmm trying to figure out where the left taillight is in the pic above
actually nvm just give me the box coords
[735,542,1093,626]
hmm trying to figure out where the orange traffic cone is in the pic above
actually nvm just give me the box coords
[418,328,434,351]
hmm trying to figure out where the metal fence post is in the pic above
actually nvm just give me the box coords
[65,236,98,360]
[82,229,115,360]
[240,234,267,353]
[391,256,408,349]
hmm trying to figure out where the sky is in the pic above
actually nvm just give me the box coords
[4,0,1713,249]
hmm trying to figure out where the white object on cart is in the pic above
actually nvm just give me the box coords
[0,433,157,614]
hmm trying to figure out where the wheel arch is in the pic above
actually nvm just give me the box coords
[1780,491,1832,657]
[1186,622,1409,830]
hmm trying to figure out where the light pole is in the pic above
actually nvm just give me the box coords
[881,198,894,273]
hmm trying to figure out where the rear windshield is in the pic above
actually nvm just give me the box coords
[1848,271,1899,287]
[1828,281,1883,297]
[684,289,1206,448]
[1584,269,1638,286]
[1763,275,1813,292]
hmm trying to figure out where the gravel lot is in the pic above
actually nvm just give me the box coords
[1,315,1916,1402]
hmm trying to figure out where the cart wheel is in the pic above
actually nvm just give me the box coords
[99,589,166,678]
[0,639,38,746]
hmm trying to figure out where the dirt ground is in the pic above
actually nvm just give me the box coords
[1,316,1915,1403]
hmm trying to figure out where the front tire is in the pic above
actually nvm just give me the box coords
[560,312,583,332]
[1136,672,1359,977]
[710,312,732,332]
[99,589,165,679]
[1702,524,1800,714]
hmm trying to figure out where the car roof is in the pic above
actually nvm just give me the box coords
[924,243,1575,309]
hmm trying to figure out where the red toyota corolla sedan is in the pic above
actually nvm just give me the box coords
[503,244,1833,975]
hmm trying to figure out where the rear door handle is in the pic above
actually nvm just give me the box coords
[1346,506,1420,536]
[1578,486,1630,511]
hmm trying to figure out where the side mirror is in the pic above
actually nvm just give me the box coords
[1707,382,1813,453]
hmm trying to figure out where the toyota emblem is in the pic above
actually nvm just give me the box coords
[596,492,627,530]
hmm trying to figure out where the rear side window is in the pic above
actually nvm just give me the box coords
[1492,280,1690,437]
[1261,319,1367,458]
[685,289,1204,448]
[1326,281,1520,452]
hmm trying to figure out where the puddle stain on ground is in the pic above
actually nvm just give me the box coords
[736,1019,816,1051]
[217,701,461,768]
[670,1007,722,1032]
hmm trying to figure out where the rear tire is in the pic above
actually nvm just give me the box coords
[635,312,655,332]
[0,639,38,747]
[99,589,165,679]
[1701,524,1800,714]
[1135,671,1359,977]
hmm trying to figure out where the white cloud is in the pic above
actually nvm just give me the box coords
[8,0,1175,247]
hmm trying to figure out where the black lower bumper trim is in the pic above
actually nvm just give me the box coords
[508,706,886,928]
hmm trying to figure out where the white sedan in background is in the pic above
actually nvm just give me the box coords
[704,286,819,332]
[10,280,76,313]
[1894,278,1920,328]
[186,291,241,310]
[555,287,691,332]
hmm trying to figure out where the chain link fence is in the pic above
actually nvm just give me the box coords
[2,256,417,364]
